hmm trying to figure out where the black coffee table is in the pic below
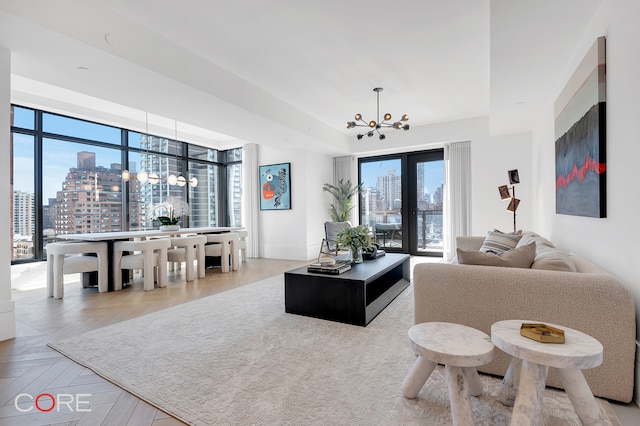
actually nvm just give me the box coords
[284,253,410,326]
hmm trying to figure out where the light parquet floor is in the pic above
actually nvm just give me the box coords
[2,257,638,425]
[1,258,307,426]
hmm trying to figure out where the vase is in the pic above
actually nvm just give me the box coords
[160,224,180,232]
[351,246,363,264]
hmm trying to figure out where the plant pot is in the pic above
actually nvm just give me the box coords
[159,224,180,232]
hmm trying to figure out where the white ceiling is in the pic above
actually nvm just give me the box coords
[0,0,602,153]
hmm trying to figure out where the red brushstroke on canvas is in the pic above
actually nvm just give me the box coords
[556,154,606,190]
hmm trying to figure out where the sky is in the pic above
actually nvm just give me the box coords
[12,108,134,201]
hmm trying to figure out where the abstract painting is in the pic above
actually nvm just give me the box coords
[555,36,606,218]
[259,163,291,210]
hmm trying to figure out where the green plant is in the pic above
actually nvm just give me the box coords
[322,179,363,222]
[335,225,373,252]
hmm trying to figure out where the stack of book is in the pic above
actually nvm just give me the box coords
[307,260,351,275]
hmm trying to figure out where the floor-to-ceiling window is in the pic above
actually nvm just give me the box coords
[359,149,444,256]
[10,105,243,263]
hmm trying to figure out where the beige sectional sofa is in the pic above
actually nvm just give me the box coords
[413,232,636,403]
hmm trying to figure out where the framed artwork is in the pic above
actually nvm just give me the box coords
[554,36,606,218]
[259,163,291,210]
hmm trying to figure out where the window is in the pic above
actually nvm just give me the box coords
[12,134,35,260]
[43,113,121,144]
[10,105,243,263]
[43,139,124,238]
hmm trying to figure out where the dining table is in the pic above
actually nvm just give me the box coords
[59,227,244,290]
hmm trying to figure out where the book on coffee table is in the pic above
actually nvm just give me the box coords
[307,261,351,275]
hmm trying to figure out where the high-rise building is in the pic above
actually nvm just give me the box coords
[50,152,128,234]
[13,190,34,237]
[376,169,402,211]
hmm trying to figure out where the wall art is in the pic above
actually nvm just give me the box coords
[554,36,606,218]
[259,163,291,210]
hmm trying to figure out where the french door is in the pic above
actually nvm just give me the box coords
[407,150,444,256]
[358,149,443,256]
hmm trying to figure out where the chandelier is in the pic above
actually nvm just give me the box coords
[346,87,410,140]
[121,115,197,187]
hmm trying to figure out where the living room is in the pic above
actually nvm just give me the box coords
[1,0,639,424]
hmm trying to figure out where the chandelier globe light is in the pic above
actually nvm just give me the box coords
[346,87,410,140]
[121,115,198,187]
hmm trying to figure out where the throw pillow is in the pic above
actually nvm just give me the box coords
[531,250,577,272]
[514,231,577,272]
[479,230,523,255]
[457,242,536,269]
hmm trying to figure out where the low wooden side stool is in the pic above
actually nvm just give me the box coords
[402,322,495,425]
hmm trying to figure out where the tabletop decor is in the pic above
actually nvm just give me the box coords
[336,224,373,263]
[153,196,190,231]
[520,323,565,343]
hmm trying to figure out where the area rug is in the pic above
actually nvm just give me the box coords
[49,276,620,425]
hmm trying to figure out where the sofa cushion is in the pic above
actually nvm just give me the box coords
[479,230,523,255]
[457,242,536,268]
[515,231,577,272]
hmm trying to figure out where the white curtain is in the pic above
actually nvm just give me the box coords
[443,141,471,261]
[333,156,358,224]
[242,143,259,258]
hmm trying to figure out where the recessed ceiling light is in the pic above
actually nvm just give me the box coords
[104,34,112,45]
[77,66,90,72]
[516,101,525,105]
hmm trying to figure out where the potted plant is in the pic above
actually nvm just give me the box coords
[153,196,190,231]
[322,179,363,222]
[336,225,373,263]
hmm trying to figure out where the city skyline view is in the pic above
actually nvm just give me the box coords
[360,158,444,198]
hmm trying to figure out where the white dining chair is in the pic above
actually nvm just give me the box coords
[204,233,237,273]
[46,241,108,299]
[113,238,171,291]
[167,235,207,281]
[236,229,248,264]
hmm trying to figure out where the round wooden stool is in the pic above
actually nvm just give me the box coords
[402,322,495,425]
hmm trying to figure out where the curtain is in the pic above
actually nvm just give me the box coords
[242,143,259,258]
[443,141,471,261]
[333,156,358,224]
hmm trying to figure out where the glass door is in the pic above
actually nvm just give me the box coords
[359,156,404,251]
[407,151,444,256]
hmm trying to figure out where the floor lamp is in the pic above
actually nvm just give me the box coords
[498,169,521,233]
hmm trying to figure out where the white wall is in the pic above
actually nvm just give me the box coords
[471,131,533,234]
[258,145,333,261]
[531,0,640,399]
[0,46,15,341]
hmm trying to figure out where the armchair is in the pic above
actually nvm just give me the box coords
[323,221,352,262]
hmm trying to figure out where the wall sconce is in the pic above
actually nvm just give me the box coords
[498,169,520,232]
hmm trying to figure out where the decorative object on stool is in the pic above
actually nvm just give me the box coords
[498,169,520,232]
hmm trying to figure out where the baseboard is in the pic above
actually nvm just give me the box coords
[0,300,16,341]
[635,341,640,406]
